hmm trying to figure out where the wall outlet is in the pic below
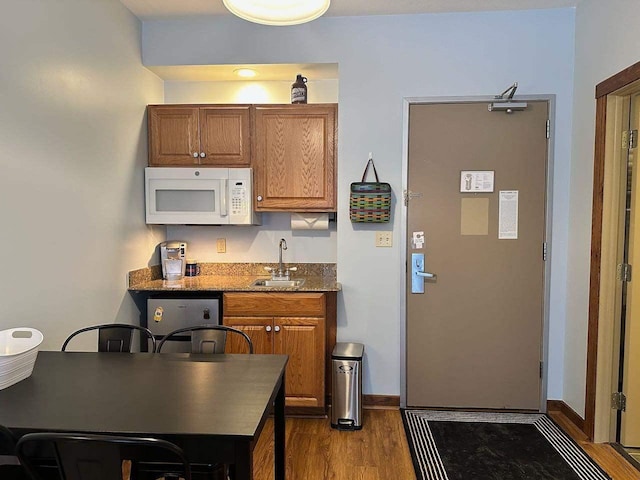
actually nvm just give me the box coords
[216,238,226,253]
[375,231,393,247]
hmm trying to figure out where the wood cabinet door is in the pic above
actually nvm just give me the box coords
[199,107,251,166]
[148,106,200,166]
[223,316,272,355]
[274,317,326,408]
[253,105,337,211]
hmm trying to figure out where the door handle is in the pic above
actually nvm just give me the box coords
[416,271,435,278]
[220,179,228,217]
[412,253,436,294]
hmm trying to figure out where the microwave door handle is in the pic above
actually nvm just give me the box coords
[220,179,228,217]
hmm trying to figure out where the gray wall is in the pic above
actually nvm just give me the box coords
[0,0,164,351]
[143,9,576,400]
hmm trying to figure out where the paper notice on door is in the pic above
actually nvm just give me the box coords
[461,198,489,235]
[499,190,518,239]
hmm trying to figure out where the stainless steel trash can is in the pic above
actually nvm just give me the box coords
[331,342,364,430]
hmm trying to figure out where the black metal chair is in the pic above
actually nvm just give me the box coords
[0,425,28,480]
[157,325,253,354]
[157,325,253,480]
[61,324,157,353]
[15,432,191,480]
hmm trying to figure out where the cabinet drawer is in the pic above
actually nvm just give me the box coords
[223,292,325,317]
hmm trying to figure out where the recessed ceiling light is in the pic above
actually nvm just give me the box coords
[234,68,257,78]
[223,0,331,26]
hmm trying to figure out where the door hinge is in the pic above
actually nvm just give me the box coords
[617,263,632,282]
[403,190,423,206]
[612,391,627,411]
[546,119,550,139]
[622,130,638,149]
[543,242,548,261]
[539,361,544,378]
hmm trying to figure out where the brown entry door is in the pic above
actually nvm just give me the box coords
[406,101,548,410]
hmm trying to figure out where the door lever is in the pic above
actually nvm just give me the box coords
[412,253,436,294]
[416,271,435,278]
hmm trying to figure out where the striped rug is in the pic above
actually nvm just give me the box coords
[401,410,610,480]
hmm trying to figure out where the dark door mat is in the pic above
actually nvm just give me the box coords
[401,410,611,480]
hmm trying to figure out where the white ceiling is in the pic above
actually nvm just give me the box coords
[121,0,578,21]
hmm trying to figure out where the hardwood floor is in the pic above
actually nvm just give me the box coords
[548,410,640,480]
[252,409,640,480]
[253,409,415,480]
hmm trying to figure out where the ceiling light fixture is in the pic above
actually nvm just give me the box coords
[223,0,331,26]
[234,68,257,78]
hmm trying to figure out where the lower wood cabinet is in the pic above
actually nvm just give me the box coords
[223,292,336,413]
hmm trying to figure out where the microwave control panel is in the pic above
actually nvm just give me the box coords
[231,180,248,215]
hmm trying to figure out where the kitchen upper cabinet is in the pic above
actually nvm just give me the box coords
[223,292,331,412]
[148,105,251,167]
[253,104,337,212]
[148,106,198,166]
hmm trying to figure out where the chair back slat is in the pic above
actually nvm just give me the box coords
[56,440,122,480]
[192,329,227,354]
[61,324,156,353]
[98,327,131,353]
[158,325,253,354]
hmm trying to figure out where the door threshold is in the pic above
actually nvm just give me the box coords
[610,443,640,473]
[404,406,542,414]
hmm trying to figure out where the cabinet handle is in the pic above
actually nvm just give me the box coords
[265,325,272,332]
[274,325,281,332]
[192,152,199,158]
[257,195,263,202]
[200,152,206,158]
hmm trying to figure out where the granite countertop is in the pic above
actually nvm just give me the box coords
[128,263,340,293]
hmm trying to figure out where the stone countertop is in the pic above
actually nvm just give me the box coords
[127,263,340,293]
[128,275,340,292]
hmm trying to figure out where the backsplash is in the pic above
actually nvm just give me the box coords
[129,262,336,286]
[165,213,337,264]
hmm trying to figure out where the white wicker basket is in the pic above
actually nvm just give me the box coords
[0,328,43,390]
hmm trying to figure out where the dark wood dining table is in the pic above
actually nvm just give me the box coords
[0,351,287,480]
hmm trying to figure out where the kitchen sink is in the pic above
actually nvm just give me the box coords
[251,279,305,288]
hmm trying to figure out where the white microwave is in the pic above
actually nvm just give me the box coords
[145,167,261,225]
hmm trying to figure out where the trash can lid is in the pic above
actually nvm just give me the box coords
[332,342,364,360]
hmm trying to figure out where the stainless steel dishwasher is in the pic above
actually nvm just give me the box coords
[147,297,220,353]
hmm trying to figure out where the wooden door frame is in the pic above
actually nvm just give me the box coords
[400,96,556,410]
[586,61,640,441]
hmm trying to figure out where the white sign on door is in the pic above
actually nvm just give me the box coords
[499,190,519,239]
[460,171,495,193]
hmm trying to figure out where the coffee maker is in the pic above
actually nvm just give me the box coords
[160,241,187,280]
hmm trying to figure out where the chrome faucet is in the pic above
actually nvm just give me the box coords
[277,238,287,278]
[264,238,297,281]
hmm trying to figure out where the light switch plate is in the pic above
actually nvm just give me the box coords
[216,238,226,253]
[375,231,393,247]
